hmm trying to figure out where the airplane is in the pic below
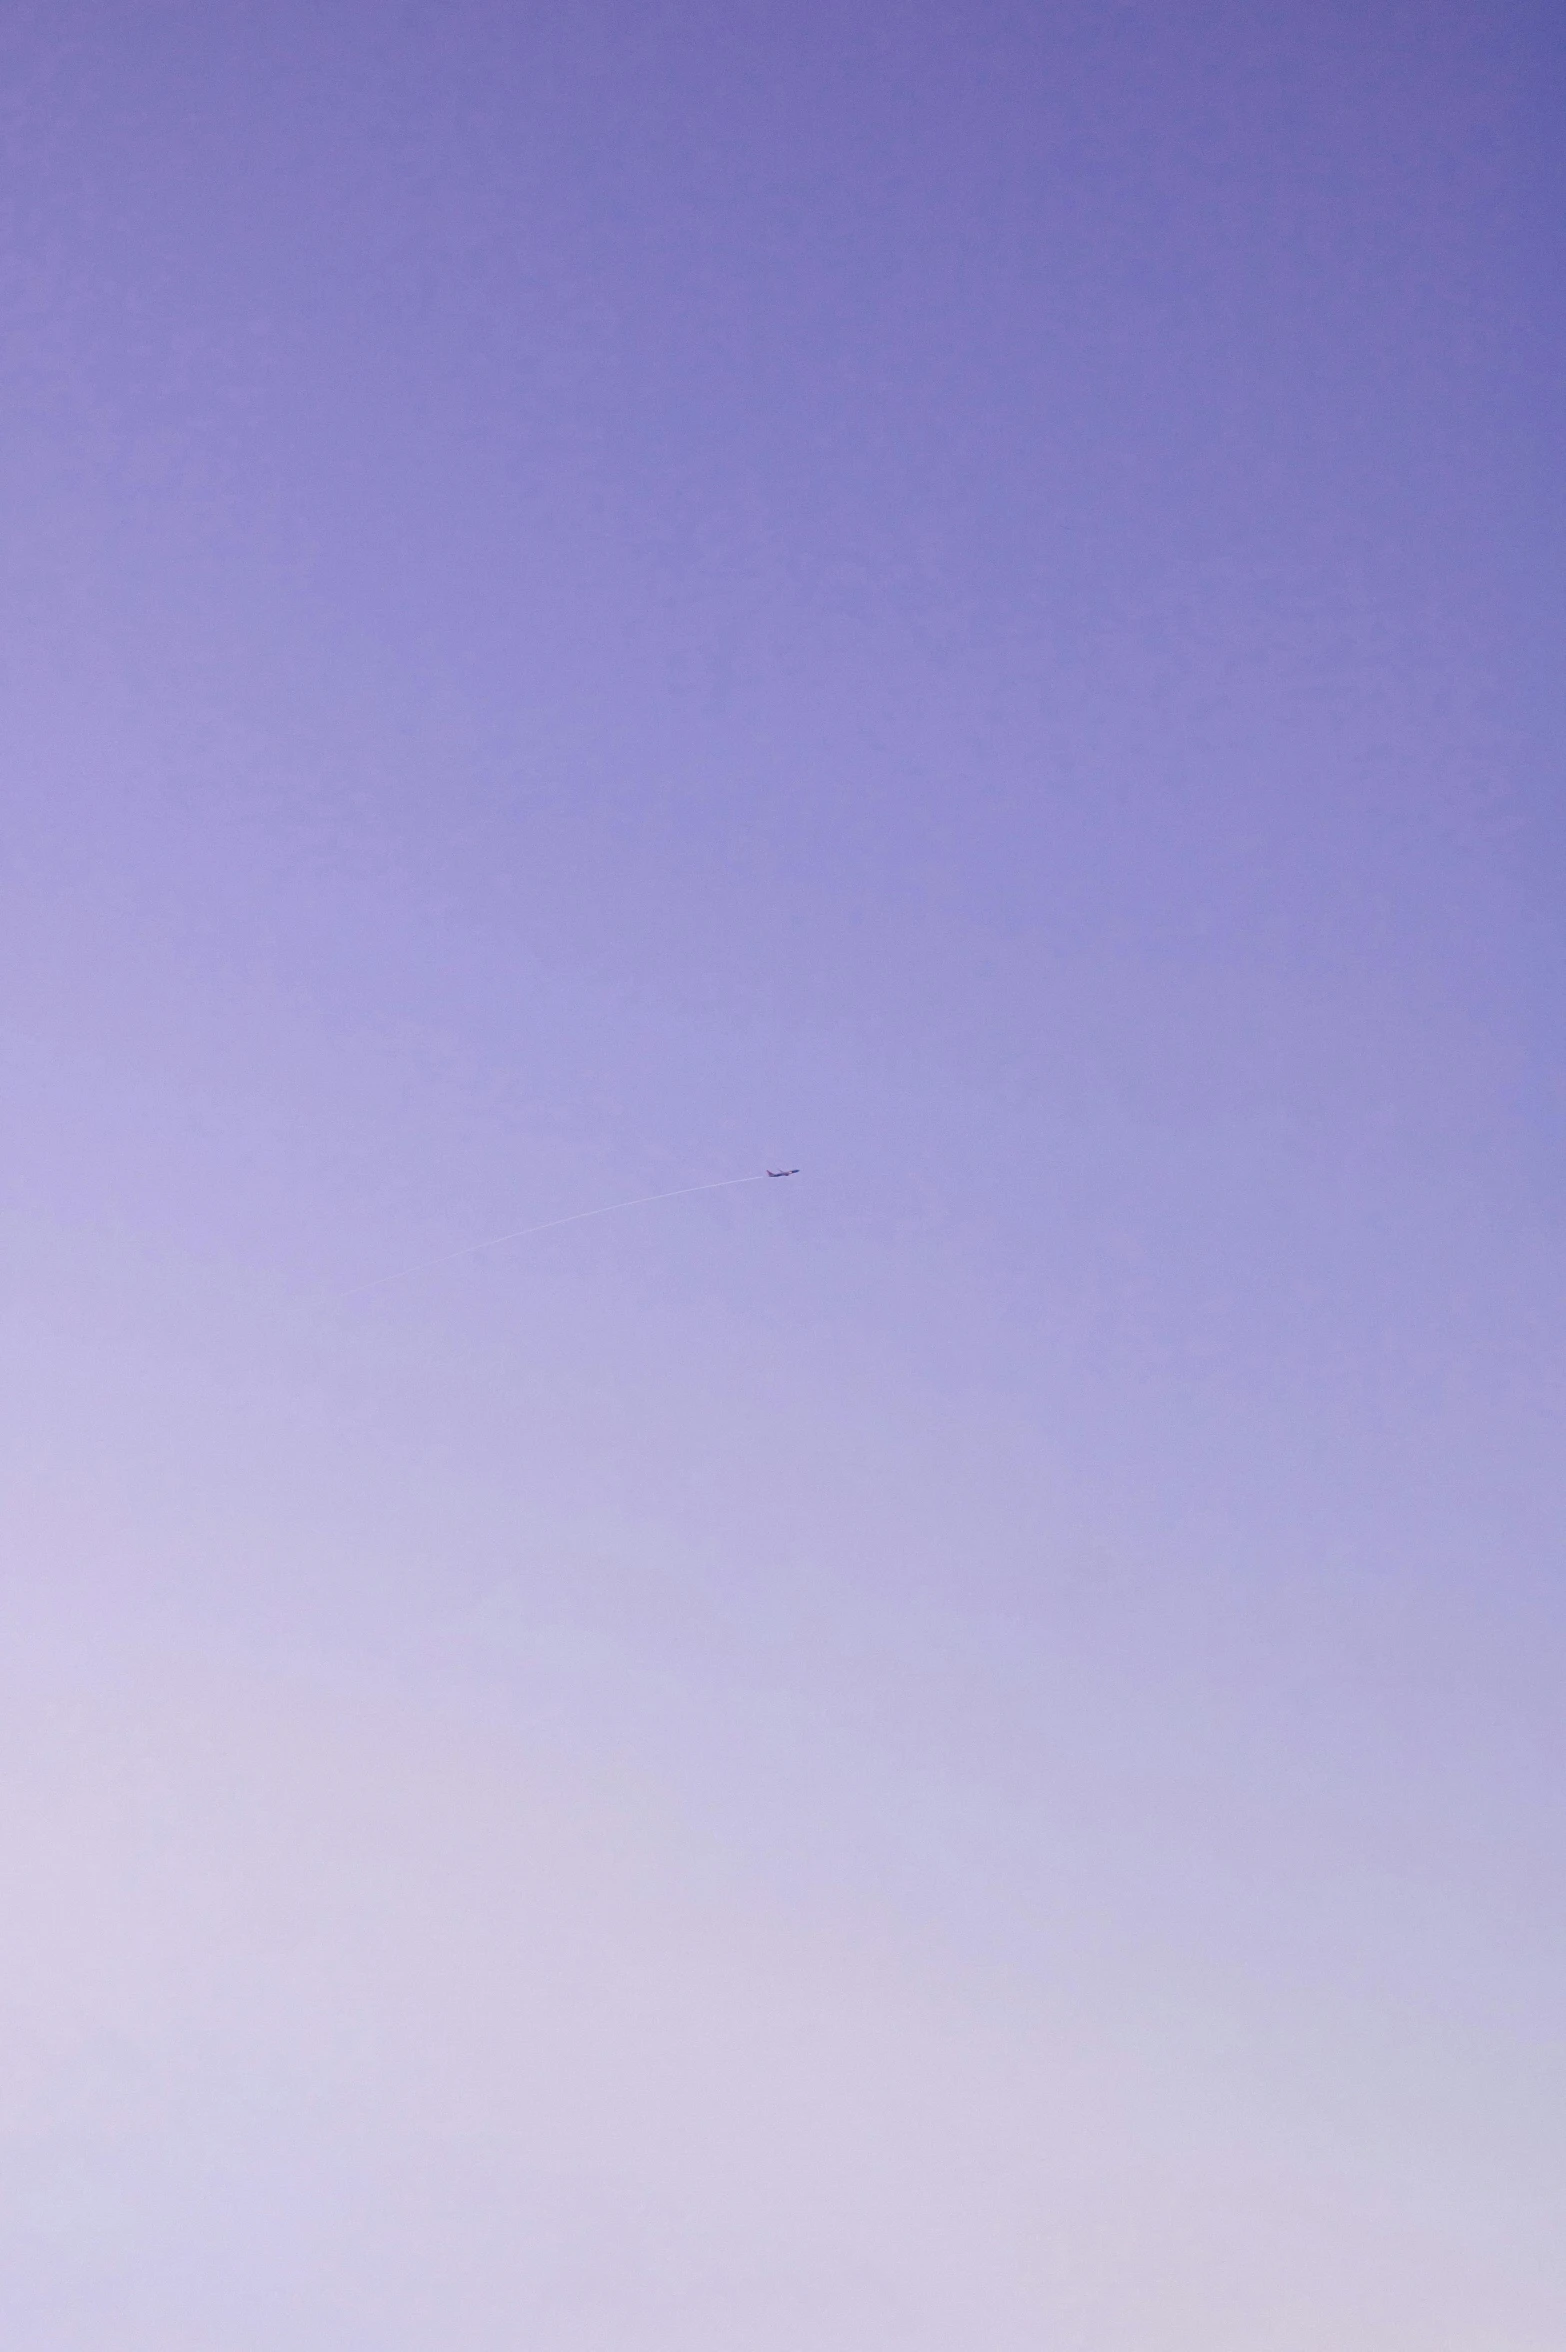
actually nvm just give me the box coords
[767,1167,799,1178]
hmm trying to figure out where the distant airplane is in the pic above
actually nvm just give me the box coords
[767,1167,799,1178]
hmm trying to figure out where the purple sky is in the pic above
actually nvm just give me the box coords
[3,2,1564,2343]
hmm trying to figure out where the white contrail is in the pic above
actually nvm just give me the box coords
[340,1173,773,1298]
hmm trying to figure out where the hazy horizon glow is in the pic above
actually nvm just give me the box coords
[3,2,1564,2343]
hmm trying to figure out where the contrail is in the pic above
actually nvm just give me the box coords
[340,1173,774,1299]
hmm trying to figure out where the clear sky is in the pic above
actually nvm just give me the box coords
[2,2,1564,2344]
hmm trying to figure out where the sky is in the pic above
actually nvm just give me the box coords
[2,0,1564,2342]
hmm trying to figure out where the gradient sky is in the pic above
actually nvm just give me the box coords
[3,2,1564,2344]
